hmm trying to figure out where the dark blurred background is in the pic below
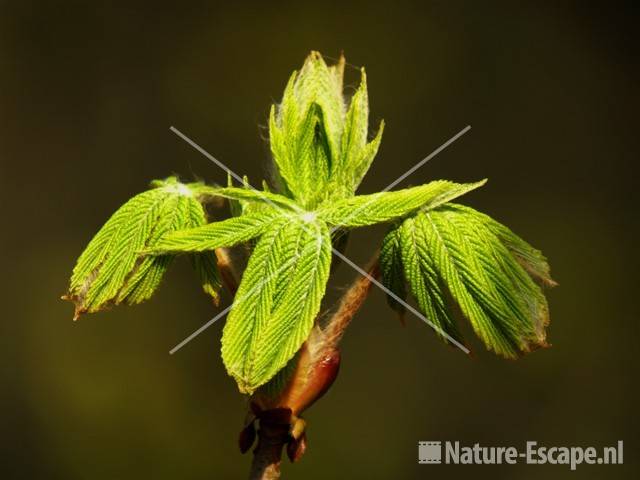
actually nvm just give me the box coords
[1,1,638,479]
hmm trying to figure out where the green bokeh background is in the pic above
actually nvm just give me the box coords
[1,2,637,479]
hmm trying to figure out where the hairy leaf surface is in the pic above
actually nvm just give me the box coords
[150,210,279,254]
[318,179,486,227]
[341,120,384,195]
[186,197,223,301]
[380,204,553,357]
[269,53,345,207]
[379,226,407,318]
[66,178,221,318]
[269,53,385,206]
[221,217,331,393]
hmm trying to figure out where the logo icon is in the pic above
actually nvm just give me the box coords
[418,441,442,464]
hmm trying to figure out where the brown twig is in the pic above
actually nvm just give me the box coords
[322,252,381,349]
[248,421,289,480]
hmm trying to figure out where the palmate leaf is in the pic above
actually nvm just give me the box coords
[431,204,555,287]
[65,178,222,318]
[269,53,345,207]
[269,52,385,207]
[289,51,345,171]
[63,52,556,401]
[317,179,486,227]
[221,217,331,393]
[380,204,554,357]
[441,205,551,344]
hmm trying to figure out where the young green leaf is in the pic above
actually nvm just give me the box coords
[399,215,466,345]
[317,179,486,227]
[221,217,331,393]
[62,52,556,407]
[292,51,345,164]
[335,68,385,194]
[269,52,387,206]
[486,216,556,287]
[441,205,551,344]
[65,178,220,318]
[340,69,369,170]
[292,102,332,205]
[342,120,384,194]
[185,196,223,301]
[439,204,555,287]
[381,204,553,357]
[269,53,346,207]
[149,210,280,254]
[379,226,407,319]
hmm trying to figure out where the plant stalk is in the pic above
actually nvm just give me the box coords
[248,421,289,480]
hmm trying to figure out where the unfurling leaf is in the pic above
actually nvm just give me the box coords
[317,179,486,227]
[337,69,385,193]
[221,217,332,393]
[269,52,384,207]
[340,120,384,195]
[269,54,343,207]
[380,204,554,357]
[65,177,222,319]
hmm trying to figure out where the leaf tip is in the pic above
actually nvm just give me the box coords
[359,66,367,84]
[545,277,559,288]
